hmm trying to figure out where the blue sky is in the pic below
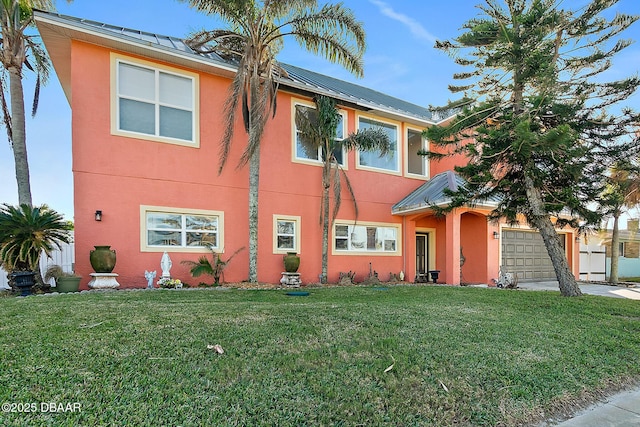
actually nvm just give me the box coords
[1,0,639,221]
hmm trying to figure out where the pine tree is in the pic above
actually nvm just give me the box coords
[426,0,640,296]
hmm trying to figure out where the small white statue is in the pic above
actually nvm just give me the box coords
[160,251,172,279]
[144,270,156,289]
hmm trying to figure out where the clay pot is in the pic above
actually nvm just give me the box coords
[90,245,116,273]
[283,252,300,273]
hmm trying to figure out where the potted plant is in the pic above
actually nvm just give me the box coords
[44,265,81,293]
[0,204,73,295]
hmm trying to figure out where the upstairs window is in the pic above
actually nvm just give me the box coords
[116,58,196,144]
[357,117,398,172]
[294,104,346,166]
[407,128,428,177]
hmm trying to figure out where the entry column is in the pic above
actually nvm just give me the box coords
[445,209,461,285]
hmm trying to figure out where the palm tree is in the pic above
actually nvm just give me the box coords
[602,161,640,284]
[0,203,72,291]
[296,95,390,283]
[181,245,245,286]
[181,0,366,282]
[0,0,63,206]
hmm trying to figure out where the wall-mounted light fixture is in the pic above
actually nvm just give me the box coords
[95,210,102,221]
[493,231,500,240]
[575,236,581,243]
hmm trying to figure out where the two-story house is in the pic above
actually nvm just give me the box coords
[34,11,581,288]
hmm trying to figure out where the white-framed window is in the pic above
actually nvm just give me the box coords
[140,206,222,253]
[113,54,199,146]
[333,222,400,255]
[293,102,346,166]
[406,127,429,178]
[357,116,398,172]
[273,215,301,254]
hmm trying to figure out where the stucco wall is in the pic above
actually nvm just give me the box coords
[69,41,433,288]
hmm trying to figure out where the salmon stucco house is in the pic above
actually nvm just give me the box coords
[33,12,582,288]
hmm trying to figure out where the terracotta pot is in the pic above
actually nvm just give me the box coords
[90,245,116,273]
[283,252,300,273]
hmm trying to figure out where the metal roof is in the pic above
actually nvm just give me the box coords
[33,11,453,125]
[392,170,500,215]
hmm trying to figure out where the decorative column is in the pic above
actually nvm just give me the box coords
[487,225,501,286]
[445,210,461,285]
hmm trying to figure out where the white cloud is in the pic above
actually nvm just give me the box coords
[368,0,437,44]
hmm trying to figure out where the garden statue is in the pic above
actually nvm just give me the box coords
[144,270,156,289]
[160,252,172,279]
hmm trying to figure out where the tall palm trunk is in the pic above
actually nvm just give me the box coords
[320,161,331,284]
[524,175,581,296]
[610,212,620,285]
[8,66,32,206]
[247,136,260,283]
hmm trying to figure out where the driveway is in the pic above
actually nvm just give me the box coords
[518,281,640,300]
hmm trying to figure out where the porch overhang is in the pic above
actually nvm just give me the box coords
[392,170,499,216]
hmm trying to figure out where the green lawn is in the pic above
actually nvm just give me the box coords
[0,286,638,426]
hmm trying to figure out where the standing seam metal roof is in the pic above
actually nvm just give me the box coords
[35,12,445,124]
[392,171,501,214]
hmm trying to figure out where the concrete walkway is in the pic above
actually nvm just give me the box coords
[543,386,640,426]
[518,280,640,300]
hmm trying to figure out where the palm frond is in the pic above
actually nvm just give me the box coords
[0,203,71,271]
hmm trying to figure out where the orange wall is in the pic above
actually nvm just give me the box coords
[68,41,579,288]
[70,41,428,288]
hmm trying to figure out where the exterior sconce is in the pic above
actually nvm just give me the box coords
[95,210,102,221]
[493,231,499,240]
[575,236,581,243]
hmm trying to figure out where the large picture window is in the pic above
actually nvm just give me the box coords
[141,206,223,252]
[334,223,399,253]
[294,104,345,165]
[357,117,398,172]
[116,59,196,144]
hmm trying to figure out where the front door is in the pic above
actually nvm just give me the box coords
[416,233,429,279]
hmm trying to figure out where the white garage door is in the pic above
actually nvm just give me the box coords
[502,230,565,281]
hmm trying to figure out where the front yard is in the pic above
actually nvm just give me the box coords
[0,285,638,426]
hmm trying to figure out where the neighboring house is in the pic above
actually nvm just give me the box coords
[33,12,582,288]
[599,228,640,279]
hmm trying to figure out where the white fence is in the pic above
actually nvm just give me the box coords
[579,242,606,282]
[0,241,75,289]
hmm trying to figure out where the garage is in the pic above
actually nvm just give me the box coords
[501,229,566,281]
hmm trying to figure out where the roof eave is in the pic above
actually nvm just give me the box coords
[391,199,500,216]
[34,11,450,126]
[34,11,238,104]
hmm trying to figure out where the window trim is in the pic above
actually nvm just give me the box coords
[273,214,301,254]
[111,53,200,147]
[355,113,401,175]
[291,98,348,168]
[140,205,223,253]
[405,125,430,179]
[332,220,402,256]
